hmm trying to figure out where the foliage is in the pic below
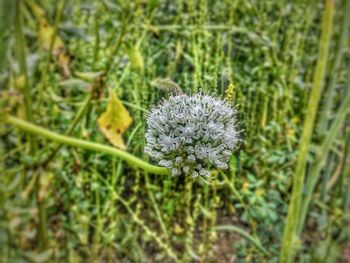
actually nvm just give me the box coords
[1,0,350,262]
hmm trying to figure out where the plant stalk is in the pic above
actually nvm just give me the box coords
[279,1,334,262]
[15,0,49,250]
[15,0,35,149]
[297,65,350,236]
[318,0,350,131]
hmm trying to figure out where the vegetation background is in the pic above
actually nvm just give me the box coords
[1,0,350,262]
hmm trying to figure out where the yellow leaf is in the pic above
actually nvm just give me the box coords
[97,90,132,149]
[28,1,65,55]
[173,223,184,235]
[128,45,144,72]
[38,22,65,56]
[28,1,72,77]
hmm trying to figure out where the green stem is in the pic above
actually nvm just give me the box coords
[318,0,350,131]
[7,116,170,176]
[115,193,179,261]
[104,13,131,74]
[145,173,169,240]
[183,175,193,261]
[342,131,350,210]
[92,172,101,259]
[15,0,48,250]
[317,0,350,216]
[35,0,66,109]
[15,0,35,149]
[220,171,257,237]
[49,0,66,60]
[41,93,92,167]
[35,172,47,250]
[93,6,100,69]
[297,64,350,236]
[279,1,334,262]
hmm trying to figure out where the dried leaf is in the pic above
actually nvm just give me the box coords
[98,90,132,149]
[28,1,61,53]
[57,51,72,77]
[29,1,72,77]
[150,78,183,94]
[38,22,65,55]
[74,71,105,82]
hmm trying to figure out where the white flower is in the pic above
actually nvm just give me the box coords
[144,93,239,177]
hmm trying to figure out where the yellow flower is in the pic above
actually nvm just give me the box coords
[225,81,235,102]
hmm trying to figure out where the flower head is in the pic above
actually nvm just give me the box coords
[144,94,239,177]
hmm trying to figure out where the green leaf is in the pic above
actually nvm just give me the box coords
[128,45,144,72]
[214,225,269,255]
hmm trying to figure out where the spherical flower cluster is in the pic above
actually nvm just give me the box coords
[144,94,239,177]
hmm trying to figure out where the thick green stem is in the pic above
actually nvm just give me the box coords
[7,116,170,176]
[317,0,350,217]
[297,65,350,236]
[15,0,48,249]
[279,1,334,262]
[15,0,35,149]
